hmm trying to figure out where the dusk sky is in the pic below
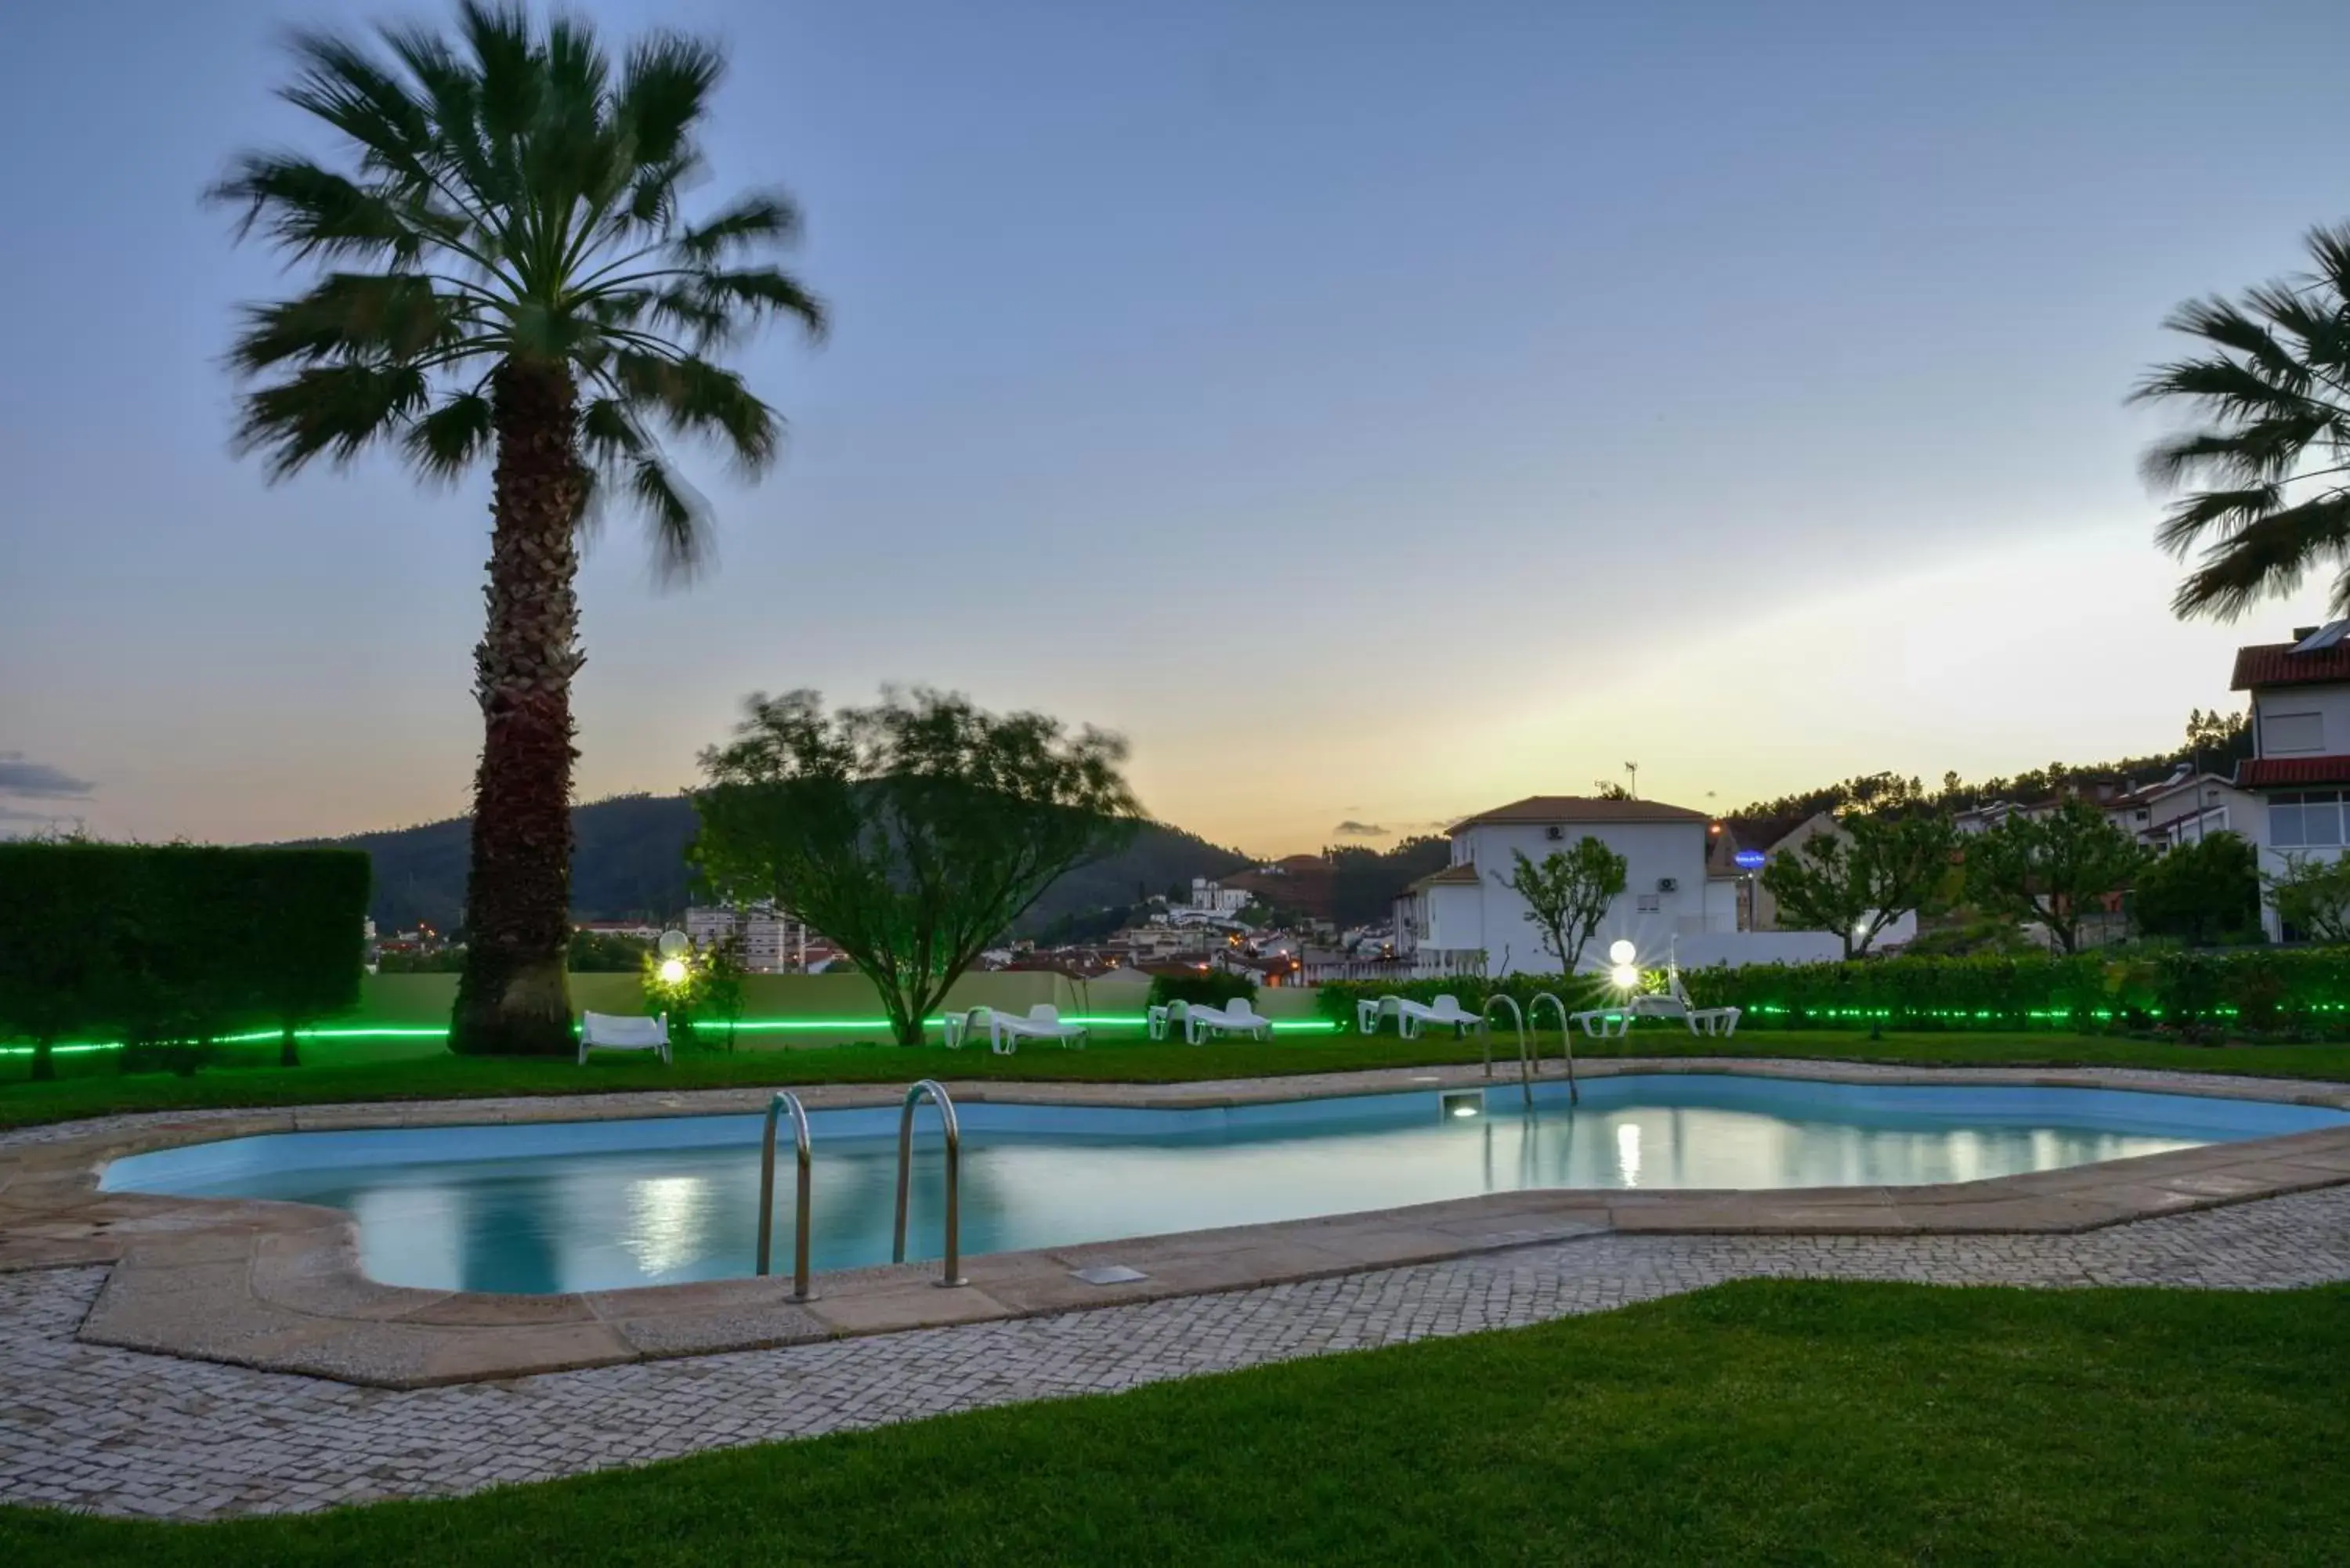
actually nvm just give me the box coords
[4,0,2348,856]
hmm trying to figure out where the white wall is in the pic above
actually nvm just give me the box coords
[2254,688,2350,756]
[1452,818,1711,975]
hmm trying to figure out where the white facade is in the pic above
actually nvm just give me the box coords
[684,903,812,974]
[1394,798,1839,976]
[1188,878,1250,915]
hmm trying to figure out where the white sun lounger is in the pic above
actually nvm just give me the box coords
[579,1010,671,1065]
[1390,993,1482,1039]
[989,1003,1090,1055]
[1183,997,1272,1043]
[1146,1000,1193,1040]
[1571,1006,1633,1039]
[1638,977,1741,1037]
[941,1006,994,1050]
[1356,995,1402,1034]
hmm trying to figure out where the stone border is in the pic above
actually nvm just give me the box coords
[5,1059,2349,1389]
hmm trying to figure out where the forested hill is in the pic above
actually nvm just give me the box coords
[294,793,1253,936]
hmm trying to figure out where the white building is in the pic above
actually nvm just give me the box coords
[2098,767,2258,851]
[1391,796,1839,977]
[684,902,812,974]
[1189,877,1251,915]
[2228,625,2350,938]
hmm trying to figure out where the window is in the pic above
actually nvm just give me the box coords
[2271,792,2344,847]
[1635,893,1661,913]
[2265,711,2324,753]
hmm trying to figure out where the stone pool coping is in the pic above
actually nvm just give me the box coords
[5,1057,2349,1389]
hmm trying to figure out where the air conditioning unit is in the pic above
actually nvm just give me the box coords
[1656,877,1679,893]
[1544,825,1564,841]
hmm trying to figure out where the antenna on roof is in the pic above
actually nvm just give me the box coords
[2293,619,2350,653]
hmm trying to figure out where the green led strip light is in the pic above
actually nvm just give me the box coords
[0,1014,1347,1055]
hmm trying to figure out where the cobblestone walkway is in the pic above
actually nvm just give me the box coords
[4,1186,2347,1520]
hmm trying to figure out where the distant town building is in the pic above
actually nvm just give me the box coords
[1188,877,1251,915]
[684,903,813,974]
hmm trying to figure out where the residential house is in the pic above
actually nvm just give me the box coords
[684,902,813,974]
[1748,811,1920,949]
[1390,796,1839,977]
[2228,623,2350,938]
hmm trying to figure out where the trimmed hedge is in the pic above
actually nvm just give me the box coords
[0,841,370,1075]
[1318,952,2350,1035]
[1146,970,1259,1010]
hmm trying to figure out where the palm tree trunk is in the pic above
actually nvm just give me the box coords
[451,363,584,1056]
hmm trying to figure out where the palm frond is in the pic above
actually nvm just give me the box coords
[2171,493,2350,620]
[402,390,495,479]
[231,363,432,479]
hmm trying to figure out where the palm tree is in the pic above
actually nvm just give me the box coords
[215,3,824,1054]
[2135,224,2350,620]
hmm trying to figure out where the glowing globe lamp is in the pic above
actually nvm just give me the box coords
[657,957,689,986]
[1609,961,1640,991]
[1607,938,1636,966]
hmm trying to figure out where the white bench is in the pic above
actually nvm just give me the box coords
[579,1010,671,1065]
[989,1003,1090,1055]
[1183,998,1272,1043]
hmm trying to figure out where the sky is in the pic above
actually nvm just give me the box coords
[3,0,2348,857]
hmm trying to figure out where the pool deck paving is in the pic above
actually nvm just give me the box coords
[3,1058,2350,1518]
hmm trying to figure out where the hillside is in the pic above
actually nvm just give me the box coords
[300,794,1253,936]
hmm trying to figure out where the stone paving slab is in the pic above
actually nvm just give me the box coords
[2,1183,2346,1521]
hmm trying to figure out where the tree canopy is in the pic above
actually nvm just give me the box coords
[1962,799,2149,954]
[690,689,1142,1044]
[1762,811,1956,958]
[2134,223,2350,620]
[1500,839,1627,974]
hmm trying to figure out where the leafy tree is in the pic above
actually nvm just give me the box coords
[214,5,824,1055]
[697,929,747,1051]
[2132,833,2260,945]
[2134,224,2350,619]
[1499,838,1628,973]
[2183,707,2252,775]
[1963,798,2150,954]
[1762,811,1957,958]
[2266,854,2350,944]
[691,688,1141,1045]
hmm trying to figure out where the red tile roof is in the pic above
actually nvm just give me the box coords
[1405,864,1482,891]
[1449,795,1711,832]
[2237,756,2350,788]
[2232,642,2350,689]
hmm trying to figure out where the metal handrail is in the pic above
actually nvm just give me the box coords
[1480,994,1534,1108]
[1526,992,1579,1104]
[755,1090,814,1300]
[891,1079,967,1288]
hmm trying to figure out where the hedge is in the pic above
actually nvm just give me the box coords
[1146,971,1258,1010]
[1318,952,2350,1035]
[0,841,371,1076]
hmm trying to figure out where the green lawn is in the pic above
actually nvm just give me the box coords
[3,1279,2344,1564]
[4,1028,2348,1131]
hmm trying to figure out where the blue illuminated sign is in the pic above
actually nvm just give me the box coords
[1733,850,1766,870]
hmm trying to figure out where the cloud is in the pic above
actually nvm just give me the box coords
[1332,819,1390,836]
[0,753,93,799]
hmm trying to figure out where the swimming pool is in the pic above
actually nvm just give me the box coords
[102,1075,2349,1295]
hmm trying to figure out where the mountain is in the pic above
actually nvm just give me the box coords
[302,793,1253,936]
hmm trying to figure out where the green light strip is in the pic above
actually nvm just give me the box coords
[0,1013,1346,1055]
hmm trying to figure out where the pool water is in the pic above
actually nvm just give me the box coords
[101,1075,2347,1295]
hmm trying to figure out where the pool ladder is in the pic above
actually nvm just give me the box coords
[892,1078,968,1288]
[1479,992,1579,1107]
[755,1091,815,1300]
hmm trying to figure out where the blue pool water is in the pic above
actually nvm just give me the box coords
[102,1076,2346,1295]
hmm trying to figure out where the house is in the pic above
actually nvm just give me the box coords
[2228,623,2350,938]
[2095,766,2258,851]
[1390,795,1840,977]
[684,902,813,974]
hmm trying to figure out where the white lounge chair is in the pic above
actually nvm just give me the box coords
[1146,1000,1190,1040]
[1356,995,1402,1034]
[1391,993,1483,1039]
[941,1006,993,1050]
[989,1003,1089,1055]
[1571,1006,1634,1039]
[1637,975,1741,1037]
[1184,997,1272,1043]
[579,1010,671,1065]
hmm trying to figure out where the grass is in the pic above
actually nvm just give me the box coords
[3,1027,2348,1131]
[2,1278,2344,1563]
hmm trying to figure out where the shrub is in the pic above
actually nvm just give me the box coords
[0,840,371,1077]
[1146,970,1257,1010]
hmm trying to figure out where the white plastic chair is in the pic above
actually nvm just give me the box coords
[1184,997,1273,1043]
[1357,995,1402,1034]
[579,1010,671,1065]
[1572,1006,1633,1039]
[1146,1000,1191,1040]
[941,1006,993,1049]
[989,1003,1090,1055]
[1391,993,1482,1039]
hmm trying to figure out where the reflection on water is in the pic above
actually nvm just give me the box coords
[196,1100,2210,1295]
